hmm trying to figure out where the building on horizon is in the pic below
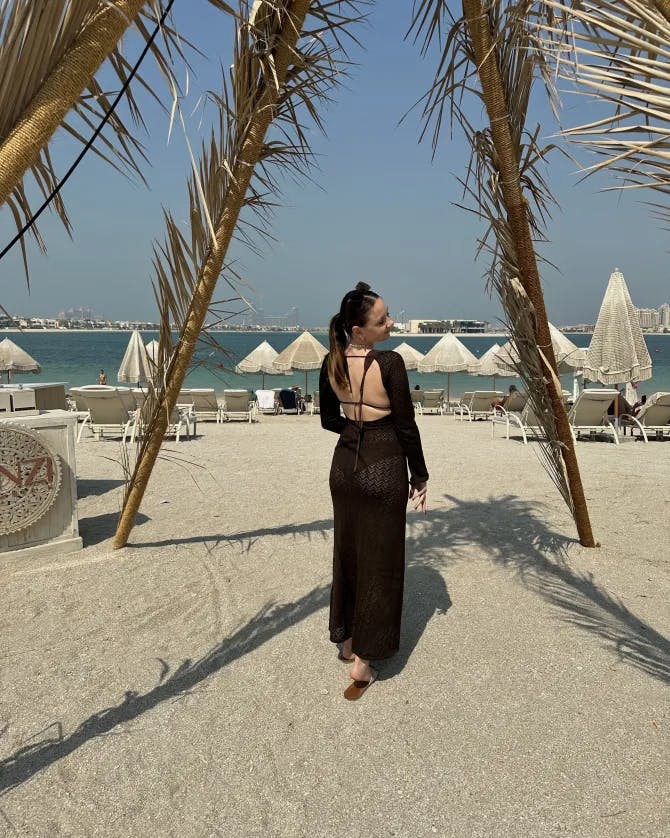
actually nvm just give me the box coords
[406,318,488,334]
[659,303,670,327]
[636,307,660,328]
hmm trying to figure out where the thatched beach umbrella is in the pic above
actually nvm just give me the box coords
[472,342,515,390]
[497,325,585,375]
[272,331,327,395]
[417,333,480,405]
[236,340,288,388]
[0,338,41,382]
[117,330,152,385]
[394,341,425,371]
[584,268,652,387]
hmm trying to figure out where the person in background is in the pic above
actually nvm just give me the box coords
[98,369,107,385]
[607,387,633,417]
[492,384,518,410]
[632,394,647,416]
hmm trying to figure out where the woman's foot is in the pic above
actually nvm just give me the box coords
[337,638,354,662]
[350,656,374,682]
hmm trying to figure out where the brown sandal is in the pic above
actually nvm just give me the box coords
[343,667,377,701]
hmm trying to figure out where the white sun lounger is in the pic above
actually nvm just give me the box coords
[421,390,445,415]
[458,391,502,422]
[621,392,670,442]
[75,387,138,443]
[256,389,278,415]
[221,390,255,422]
[568,388,620,445]
[177,388,222,422]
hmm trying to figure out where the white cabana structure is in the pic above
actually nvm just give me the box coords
[117,330,152,385]
[393,341,425,371]
[235,340,288,388]
[471,342,515,389]
[0,338,41,382]
[272,331,328,395]
[417,333,480,405]
[584,268,652,387]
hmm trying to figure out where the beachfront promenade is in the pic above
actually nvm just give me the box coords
[0,416,668,836]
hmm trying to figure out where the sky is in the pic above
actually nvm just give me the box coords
[1,1,668,327]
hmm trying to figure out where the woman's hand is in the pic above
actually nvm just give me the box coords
[409,481,427,513]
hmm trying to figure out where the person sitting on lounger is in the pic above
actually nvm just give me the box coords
[632,394,647,416]
[492,384,519,410]
[607,387,633,417]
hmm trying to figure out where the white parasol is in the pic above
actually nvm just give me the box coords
[472,342,515,390]
[417,333,480,405]
[394,341,425,371]
[584,268,652,387]
[272,331,328,395]
[117,330,152,385]
[0,338,41,382]
[235,340,288,387]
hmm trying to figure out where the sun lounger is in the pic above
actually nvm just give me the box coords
[496,395,565,444]
[256,389,278,415]
[308,391,320,415]
[0,391,12,415]
[221,389,255,422]
[568,388,620,445]
[621,392,670,442]
[459,391,502,422]
[421,390,445,415]
[455,392,473,421]
[75,387,138,442]
[411,389,425,413]
[278,389,299,415]
[177,388,222,422]
[132,389,195,440]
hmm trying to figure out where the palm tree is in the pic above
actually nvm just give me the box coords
[113,0,366,547]
[409,0,596,546]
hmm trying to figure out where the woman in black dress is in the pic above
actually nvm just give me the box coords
[319,283,429,700]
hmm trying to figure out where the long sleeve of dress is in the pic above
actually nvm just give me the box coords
[319,357,346,434]
[382,351,429,485]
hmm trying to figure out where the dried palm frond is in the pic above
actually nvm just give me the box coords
[114,0,368,547]
[409,0,595,545]
[0,0,238,282]
[537,0,670,202]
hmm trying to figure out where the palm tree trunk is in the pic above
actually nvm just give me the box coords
[463,0,596,547]
[0,0,145,208]
[113,0,313,548]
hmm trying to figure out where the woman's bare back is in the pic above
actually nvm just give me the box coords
[330,351,392,422]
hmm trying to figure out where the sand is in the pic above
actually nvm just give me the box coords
[0,415,668,837]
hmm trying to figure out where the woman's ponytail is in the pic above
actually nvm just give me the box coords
[328,312,349,390]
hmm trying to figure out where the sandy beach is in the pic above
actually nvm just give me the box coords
[1,415,668,837]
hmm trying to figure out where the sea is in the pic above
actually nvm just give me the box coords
[4,330,670,398]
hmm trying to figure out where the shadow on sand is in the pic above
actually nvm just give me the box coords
[2,493,668,794]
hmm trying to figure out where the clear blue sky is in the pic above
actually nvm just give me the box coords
[1,1,668,326]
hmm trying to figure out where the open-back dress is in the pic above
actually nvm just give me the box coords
[319,349,429,660]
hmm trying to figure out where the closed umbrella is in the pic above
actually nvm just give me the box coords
[272,331,328,395]
[584,268,652,386]
[417,333,480,406]
[235,340,288,388]
[0,338,41,382]
[472,342,515,390]
[117,330,152,385]
[146,339,160,364]
[394,341,425,371]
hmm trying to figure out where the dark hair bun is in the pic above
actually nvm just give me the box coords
[355,281,371,293]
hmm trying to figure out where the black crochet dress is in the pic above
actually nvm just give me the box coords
[319,350,429,660]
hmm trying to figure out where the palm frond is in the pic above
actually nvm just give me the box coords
[0,0,241,282]
[409,0,576,511]
[537,0,670,201]
[116,0,368,545]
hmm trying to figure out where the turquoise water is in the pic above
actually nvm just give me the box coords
[4,330,670,398]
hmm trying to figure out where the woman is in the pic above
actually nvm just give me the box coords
[319,282,429,700]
